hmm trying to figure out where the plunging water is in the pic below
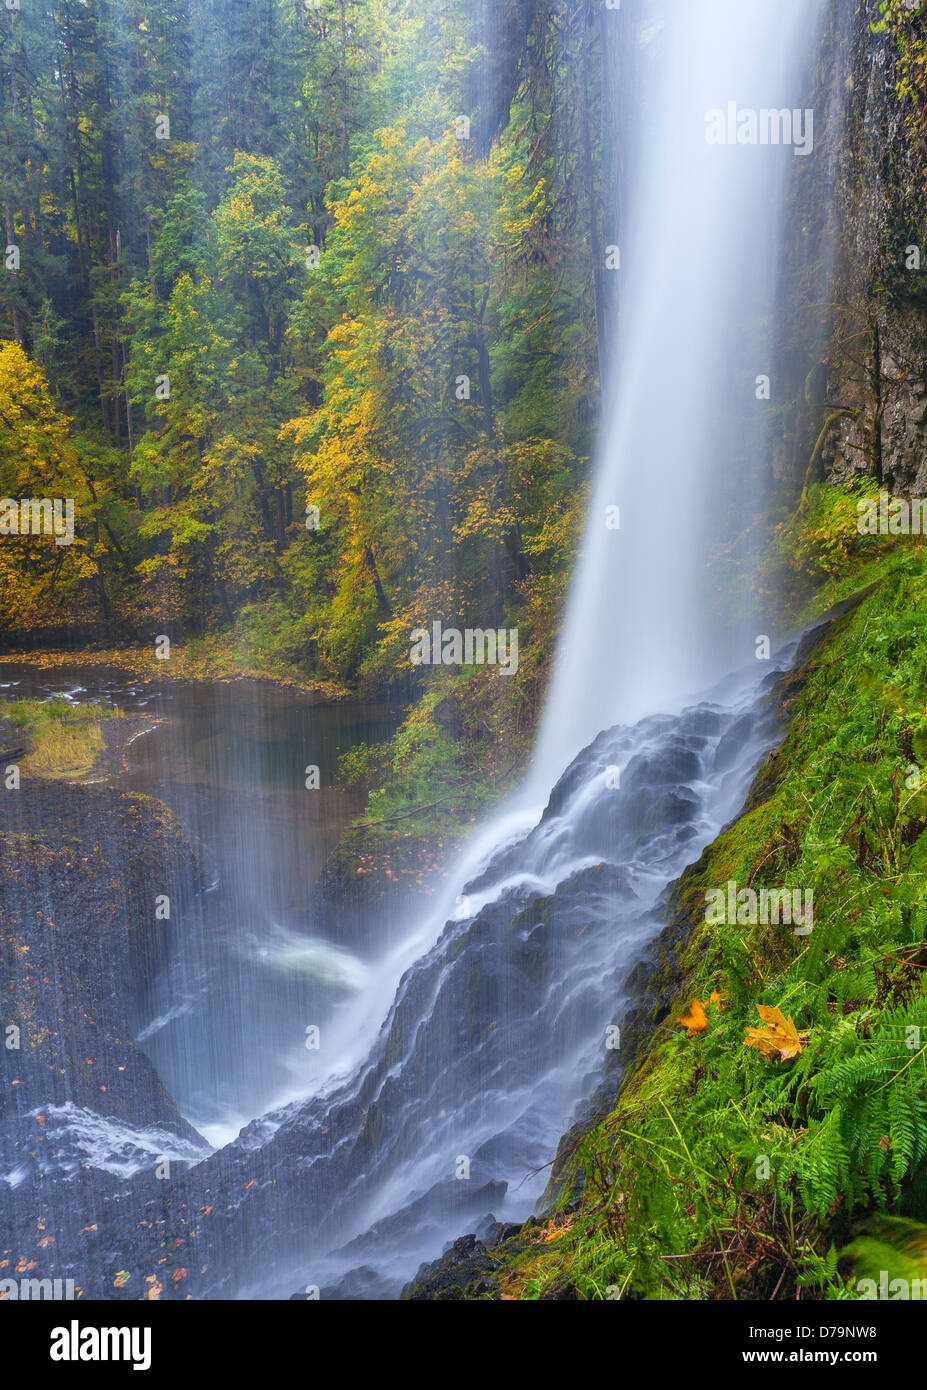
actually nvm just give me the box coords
[538,0,825,766]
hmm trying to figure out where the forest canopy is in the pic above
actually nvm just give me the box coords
[0,0,620,693]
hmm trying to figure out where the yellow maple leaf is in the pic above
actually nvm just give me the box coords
[541,1215,574,1242]
[677,999,708,1034]
[744,1004,808,1062]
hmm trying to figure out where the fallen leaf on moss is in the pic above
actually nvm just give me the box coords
[744,1004,808,1061]
[541,1215,574,1242]
[677,999,708,1034]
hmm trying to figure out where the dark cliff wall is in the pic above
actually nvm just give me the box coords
[780,0,927,497]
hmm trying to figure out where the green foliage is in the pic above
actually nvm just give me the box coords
[337,740,392,790]
[0,0,601,723]
[765,480,905,627]
[873,2,927,146]
[1,697,121,726]
[784,482,879,577]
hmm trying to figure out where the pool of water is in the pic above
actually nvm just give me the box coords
[0,663,400,1143]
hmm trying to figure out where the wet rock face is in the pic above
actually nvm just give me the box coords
[763,1,927,498]
[313,829,456,942]
[402,1233,503,1302]
[399,1209,579,1301]
[0,785,205,1209]
[0,782,211,1299]
[823,329,927,497]
[809,3,927,499]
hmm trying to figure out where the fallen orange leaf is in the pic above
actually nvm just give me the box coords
[677,999,708,1034]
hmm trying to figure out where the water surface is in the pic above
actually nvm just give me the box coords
[0,663,399,1143]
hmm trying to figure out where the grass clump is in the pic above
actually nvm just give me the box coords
[0,697,122,781]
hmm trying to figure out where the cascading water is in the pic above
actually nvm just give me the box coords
[215,650,801,1299]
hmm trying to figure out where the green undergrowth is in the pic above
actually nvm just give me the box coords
[767,478,900,626]
[489,493,927,1301]
[339,680,531,840]
[337,574,562,839]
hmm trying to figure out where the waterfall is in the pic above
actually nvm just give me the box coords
[163,0,838,1297]
[535,0,828,775]
[309,0,834,1120]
